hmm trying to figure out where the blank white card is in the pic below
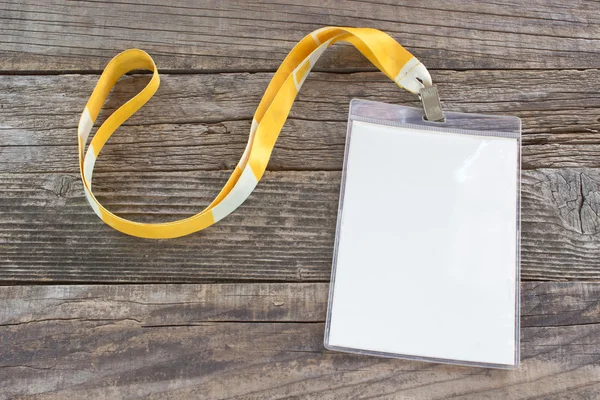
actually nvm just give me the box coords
[326,120,519,367]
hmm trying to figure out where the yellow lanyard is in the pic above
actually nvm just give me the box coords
[78,27,432,238]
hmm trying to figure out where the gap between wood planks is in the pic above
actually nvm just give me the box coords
[2,67,599,76]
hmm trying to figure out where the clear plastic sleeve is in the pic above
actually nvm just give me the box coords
[324,99,521,369]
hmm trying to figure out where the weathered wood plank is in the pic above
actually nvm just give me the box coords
[0,282,598,399]
[1,282,597,327]
[1,168,599,282]
[0,283,329,325]
[0,170,339,283]
[1,70,600,172]
[521,282,600,327]
[2,0,600,72]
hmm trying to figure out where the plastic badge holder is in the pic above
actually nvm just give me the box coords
[324,99,521,369]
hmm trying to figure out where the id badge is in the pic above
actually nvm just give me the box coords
[324,98,521,369]
[79,27,520,368]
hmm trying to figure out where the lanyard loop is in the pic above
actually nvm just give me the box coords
[78,27,432,238]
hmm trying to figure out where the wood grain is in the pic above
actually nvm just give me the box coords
[1,167,599,282]
[0,283,329,325]
[1,282,596,327]
[1,70,600,173]
[0,282,598,399]
[2,0,600,72]
[2,1,600,398]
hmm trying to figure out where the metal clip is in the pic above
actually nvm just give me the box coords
[419,85,444,122]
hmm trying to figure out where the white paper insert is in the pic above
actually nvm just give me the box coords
[326,120,519,367]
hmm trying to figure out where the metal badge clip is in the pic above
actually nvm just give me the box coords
[419,85,444,122]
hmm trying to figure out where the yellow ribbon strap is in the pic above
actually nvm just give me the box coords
[78,27,432,238]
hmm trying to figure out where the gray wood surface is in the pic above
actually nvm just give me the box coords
[2,0,600,398]
[1,282,598,399]
[2,0,600,72]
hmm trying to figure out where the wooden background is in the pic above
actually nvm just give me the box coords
[1,0,599,398]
